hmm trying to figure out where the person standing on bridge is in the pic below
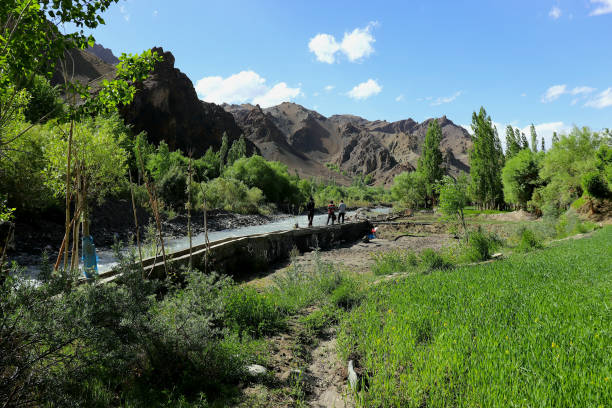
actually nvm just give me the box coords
[306,196,315,227]
[326,200,337,225]
[338,200,347,224]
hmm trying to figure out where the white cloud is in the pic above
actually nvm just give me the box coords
[570,86,596,95]
[521,122,571,149]
[521,93,527,97]
[590,0,612,16]
[308,22,377,64]
[308,34,340,63]
[395,94,405,102]
[313,92,320,97]
[118,5,130,22]
[347,79,382,100]
[549,6,562,19]
[430,91,462,106]
[585,88,612,108]
[153,10,158,17]
[195,70,301,108]
[541,84,567,103]
[324,85,335,91]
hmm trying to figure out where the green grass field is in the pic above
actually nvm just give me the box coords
[338,227,612,407]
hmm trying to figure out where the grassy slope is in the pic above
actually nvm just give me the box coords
[339,227,612,407]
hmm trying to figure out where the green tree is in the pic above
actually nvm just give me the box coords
[44,115,128,240]
[552,131,560,145]
[391,171,427,209]
[535,127,603,215]
[469,107,504,209]
[541,137,545,152]
[23,75,65,124]
[226,135,247,166]
[417,119,444,206]
[530,124,538,153]
[219,132,229,173]
[505,125,521,158]
[501,149,541,209]
[436,174,470,236]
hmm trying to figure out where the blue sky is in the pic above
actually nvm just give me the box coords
[72,0,612,145]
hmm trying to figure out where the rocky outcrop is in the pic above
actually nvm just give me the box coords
[85,43,119,65]
[119,47,258,156]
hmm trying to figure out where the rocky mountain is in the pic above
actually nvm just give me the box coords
[86,43,119,65]
[225,102,471,184]
[51,46,256,156]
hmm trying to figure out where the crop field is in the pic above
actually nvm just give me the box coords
[338,227,612,407]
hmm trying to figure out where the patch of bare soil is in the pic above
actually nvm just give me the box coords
[576,198,612,223]
[307,334,353,408]
[480,210,537,222]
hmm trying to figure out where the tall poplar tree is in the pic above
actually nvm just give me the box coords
[541,137,545,152]
[417,119,444,206]
[505,125,521,158]
[552,131,560,145]
[530,124,538,153]
[469,107,504,209]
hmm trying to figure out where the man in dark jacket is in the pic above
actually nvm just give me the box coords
[306,197,315,227]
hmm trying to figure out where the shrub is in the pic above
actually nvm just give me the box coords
[157,164,187,208]
[331,278,363,310]
[371,250,418,275]
[300,305,340,336]
[581,171,610,199]
[222,285,285,337]
[420,248,454,272]
[515,227,542,252]
[462,228,502,262]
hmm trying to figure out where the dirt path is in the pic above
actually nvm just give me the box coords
[307,332,354,408]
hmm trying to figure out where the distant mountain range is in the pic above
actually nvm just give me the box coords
[51,45,472,184]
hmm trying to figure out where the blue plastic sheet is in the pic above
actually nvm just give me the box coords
[81,235,98,278]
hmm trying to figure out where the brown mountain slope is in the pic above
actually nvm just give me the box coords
[226,102,471,184]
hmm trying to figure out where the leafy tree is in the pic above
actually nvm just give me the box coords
[468,107,504,209]
[417,119,444,206]
[436,174,470,236]
[581,172,610,200]
[501,149,541,209]
[44,115,128,238]
[541,137,545,152]
[505,125,521,158]
[552,131,560,145]
[534,127,603,215]
[391,171,427,208]
[23,75,65,123]
[226,135,247,167]
[595,143,612,188]
[530,124,538,153]
[219,132,229,173]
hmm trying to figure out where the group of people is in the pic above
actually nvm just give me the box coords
[305,197,347,227]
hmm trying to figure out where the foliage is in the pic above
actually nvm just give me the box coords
[339,227,612,407]
[529,123,538,153]
[501,148,541,209]
[534,127,604,216]
[436,174,470,234]
[417,119,444,203]
[157,164,188,208]
[468,107,504,209]
[23,75,65,123]
[222,285,285,337]
[505,125,521,159]
[226,135,247,167]
[461,228,501,261]
[390,171,427,208]
[371,250,418,275]
[581,171,610,200]
[515,227,542,252]
[196,177,265,214]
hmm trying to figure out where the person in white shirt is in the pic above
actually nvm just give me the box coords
[338,200,347,224]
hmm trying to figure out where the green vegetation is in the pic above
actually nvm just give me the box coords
[339,227,612,407]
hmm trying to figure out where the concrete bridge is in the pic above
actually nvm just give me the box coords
[98,220,372,281]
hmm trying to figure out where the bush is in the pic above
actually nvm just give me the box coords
[300,305,340,336]
[515,227,542,252]
[196,178,265,214]
[331,278,363,310]
[581,171,610,199]
[157,164,187,208]
[222,285,285,337]
[371,250,418,275]
[420,248,454,272]
[462,228,502,262]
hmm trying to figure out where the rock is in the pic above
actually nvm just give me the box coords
[120,47,259,157]
[347,360,359,390]
[246,364,267,376]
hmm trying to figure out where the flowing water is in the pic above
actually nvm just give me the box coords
[95,207,391,273]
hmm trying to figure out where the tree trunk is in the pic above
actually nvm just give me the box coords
[63,120,73,270]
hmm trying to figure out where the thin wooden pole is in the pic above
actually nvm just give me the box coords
[128,170,143,272]
[63,120,73,270]
[53,206,81,271]
[187,156,193,271]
